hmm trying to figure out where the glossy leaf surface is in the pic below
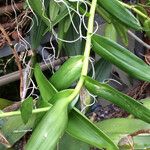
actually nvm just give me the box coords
[35,67,118,149]
[26,91,71,150]
[20,97,33,124]
[97,0,141,30]
[84,76,150,123]
[50,56,83,90]
[92,34,150,82]
[96,118,150,149]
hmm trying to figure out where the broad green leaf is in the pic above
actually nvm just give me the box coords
[49,89,73,105]
[57,14,72,56]
[34,64,57,103]
[67,108,118,150]
[49,0,60,21]
[0,98,13,110]
[111,19,128,46]
[97,0,141,30]
[34,63,75,106]
[63,15,73,34]
[58,133,90,150]
[50,56,83,90]
[0,115,35,149]
[63,15,85,56]
[96,5,111,23]
[44,5,69,34]
[84,76,150,123]
[27,0,50,27]
[20,97,33,124]
[35,68,117,149]
[96,118,150,149]
[68,1,90,17]
[26,91,71,150]
[92,34,150,82]
[94,58,112,82]
[52,7,69,27]
[34,64,58,127]
[30,15,47,49]
[105,23,117,41]
[141,97,150,109]
[133,135,150,150]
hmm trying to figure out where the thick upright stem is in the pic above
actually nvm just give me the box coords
[68,0,97,101]
[0,0,97,117]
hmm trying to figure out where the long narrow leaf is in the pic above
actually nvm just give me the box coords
[34,64,57,102]
[30,16,47,49]
[58,133,90,150]
[20,97,33,124]
[97,0,141,30]
[84,76,150,123]
[96,118,150,149]
[67,108,118,150]
[27,0,50,27]
[0,115,35,148]
[35,66,118,149]
[26,91,71,150]
[0,98,13,110]
[92,34,150,82]
[92,58,112,82]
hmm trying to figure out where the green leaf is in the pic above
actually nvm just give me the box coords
[141,97,150,109]
[63,15,85,56]
[44,5,69,34]
[84,76,150,123]
[49,0,60,21]
[52,7,69,27]
[34,65,58,126]
[34,66,117,149]
[104,23,117,41]
[97,0,141,30]
[20,97,33,124]
[50,89,73,105]
[67,108,118,150]
[96,118,150,149]
[94,58,112,82]
[96,5,111,23]
[30,15,47,49]
[0,98,13,110]
[144,19,150,38]
[25,91,71,150]
[92,34,150,82]
[57,14,72,56]
[34,64,57,103]
[27,0,50,27]
[112,19,128,46]
[50,56,83,90]
[58,133,90,150]
[135,5,148,23]
[0,115,35,149]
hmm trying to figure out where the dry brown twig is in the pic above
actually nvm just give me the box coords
[0,24,23,98]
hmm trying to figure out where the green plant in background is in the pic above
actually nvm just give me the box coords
[0,0,150,149]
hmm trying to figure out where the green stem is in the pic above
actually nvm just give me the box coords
[119,1,149,20]
[0,106,51,118]
[68,0,97,101]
